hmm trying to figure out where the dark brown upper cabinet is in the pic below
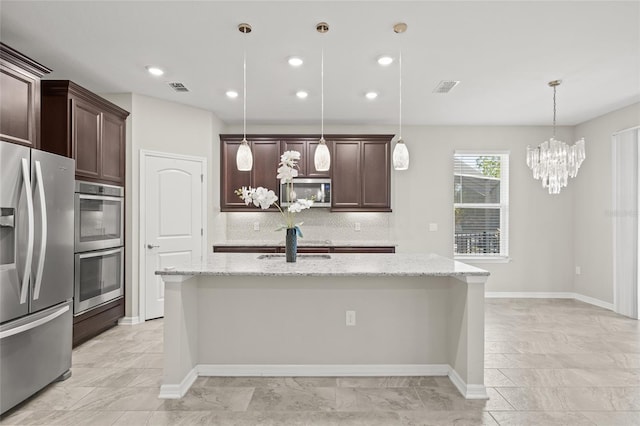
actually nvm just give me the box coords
[220,134,392,212]
[331,136,392,212]
[0,43,51,149]
[281,138,331,178]
[220,135,281,211]
[41,80,129,185]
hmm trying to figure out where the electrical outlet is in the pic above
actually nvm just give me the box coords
[575,266,581,275]
[346,310,356,326]
[253,222,260,231]
[429,223,438,232]
[354,222,361,232]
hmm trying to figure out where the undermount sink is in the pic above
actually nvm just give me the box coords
[257,254,331,260]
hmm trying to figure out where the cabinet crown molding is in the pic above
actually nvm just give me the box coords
[0,43,51,76]
[42,80,130,118]
[220,134,394,142]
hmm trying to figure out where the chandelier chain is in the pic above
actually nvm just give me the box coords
[552,84,556,137]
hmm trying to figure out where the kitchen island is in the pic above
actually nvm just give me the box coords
[157,253,489,400]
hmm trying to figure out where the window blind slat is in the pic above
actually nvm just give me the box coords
[453,153,508,257]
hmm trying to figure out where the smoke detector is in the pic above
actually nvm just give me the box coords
[433,80,460,94]
[168,82,189,92]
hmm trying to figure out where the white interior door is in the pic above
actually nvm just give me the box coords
[613,127,639,319]
[143,153,204,320]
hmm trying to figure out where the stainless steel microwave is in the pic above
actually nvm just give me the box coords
[280,178,331,207]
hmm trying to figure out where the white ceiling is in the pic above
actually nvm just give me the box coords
[1,1,638,126]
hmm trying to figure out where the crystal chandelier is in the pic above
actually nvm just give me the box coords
[526,80,585,194]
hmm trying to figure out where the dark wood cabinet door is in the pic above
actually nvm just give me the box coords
[332,246,395,253]
[213,246,280,253]
[221,141,251,209]
[361,140,390,209]
[0,65,38,147]
[72,98,102,180]
[281,140,306,176]
[101,112,125,184]
[331,140,361,208]
[297,247,331,253]
[251,140,281,192]
[0,44,49,149]
[220,134,392,212]
[307,141,331,177]
[41,81,129,185]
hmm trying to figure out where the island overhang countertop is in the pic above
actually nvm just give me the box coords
[155,252,490,278]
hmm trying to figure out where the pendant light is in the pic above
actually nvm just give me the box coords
[236,23,253,171]
[314,22,331,172]
[392,22,409,171]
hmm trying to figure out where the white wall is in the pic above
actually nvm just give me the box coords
[103,93,223,318]
[223,123,576,293]
[573,103,640,304]
[100,95,637,317]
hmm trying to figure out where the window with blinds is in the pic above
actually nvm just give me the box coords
[453,152,509,259]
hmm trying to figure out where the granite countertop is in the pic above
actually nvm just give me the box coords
[213,239,397,247]
[156,252,489,278]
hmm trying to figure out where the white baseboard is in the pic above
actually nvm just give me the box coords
[159,367,198,399]
[159,364,486,400]
[118,316,142,326]
[197,364,450,377]
[485,291,574,299]
[572,293,614,311]
[485,292,613,311]
[448,369,489,400]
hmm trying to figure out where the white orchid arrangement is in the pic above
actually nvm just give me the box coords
[235,150,313,236]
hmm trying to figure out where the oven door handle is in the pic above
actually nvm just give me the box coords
[33,160,47,300]
[20,158,34,305]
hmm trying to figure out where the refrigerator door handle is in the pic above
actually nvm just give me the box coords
[32,160,47,300]
[19,158,34,305]
[0,304,69,340]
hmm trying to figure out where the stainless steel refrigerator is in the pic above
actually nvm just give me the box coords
[0,141,74,414]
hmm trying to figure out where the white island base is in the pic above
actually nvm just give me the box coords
[157,253,489,400]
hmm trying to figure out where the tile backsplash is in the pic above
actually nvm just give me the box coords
[224,209,392,242]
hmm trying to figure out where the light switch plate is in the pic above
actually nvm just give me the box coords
[429,223,438,232]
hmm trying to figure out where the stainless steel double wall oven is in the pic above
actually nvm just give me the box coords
[74,181,124,315]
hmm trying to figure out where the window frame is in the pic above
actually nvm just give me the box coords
[453,150,510,262]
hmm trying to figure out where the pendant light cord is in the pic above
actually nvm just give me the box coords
[321,47,324,139]
[243,36,247,140]
[399,49,402,140]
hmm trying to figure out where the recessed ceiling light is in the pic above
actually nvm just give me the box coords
[365,92,378,100]
[226,90,239,99]
[377,56,393,66]
[288,57,304,67]
[146,66,164,76]
[296,91,308,99]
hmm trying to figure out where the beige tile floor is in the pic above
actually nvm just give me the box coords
[1,298,639,425]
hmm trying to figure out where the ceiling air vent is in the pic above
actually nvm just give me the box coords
[168,82,189,92]
[433,80,460,94]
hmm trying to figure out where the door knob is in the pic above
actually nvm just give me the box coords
[147,244,160,249]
